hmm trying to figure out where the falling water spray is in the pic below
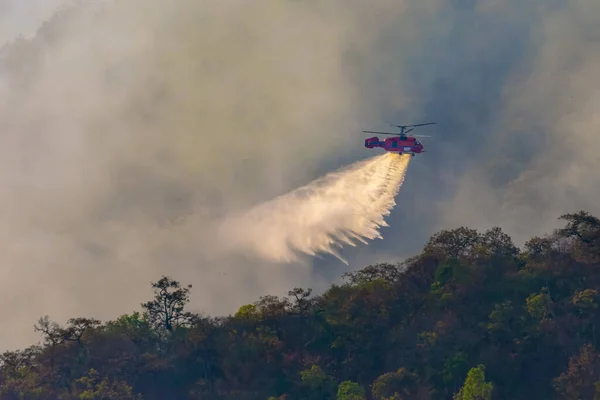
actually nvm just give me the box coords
[218,153,412,264]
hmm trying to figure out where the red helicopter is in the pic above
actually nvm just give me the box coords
[363,122,436,156]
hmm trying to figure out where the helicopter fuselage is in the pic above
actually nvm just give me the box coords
[364,135,424,155]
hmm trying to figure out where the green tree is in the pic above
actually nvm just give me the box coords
[337,381,366,400]
[453,365,493,400]
[300,364,336,399]
[0,347,48,399]
[525,288,553,322]
[443,352,469,390]
[371,368,420,400]
[234,304,259,319]
[76,368,142,399]
[104,311,153,341]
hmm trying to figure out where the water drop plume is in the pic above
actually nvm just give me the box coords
[219,153,412,264]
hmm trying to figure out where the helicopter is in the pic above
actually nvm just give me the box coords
[363,122,436,156]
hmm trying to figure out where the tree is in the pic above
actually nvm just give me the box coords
[525,288,554,322]
[254,295,291,317]
[288,288,314,314]
[4,210,600,399]
[523,236,553,260]
[453,365,493,400]
[0,346,48,399]
[477,227,519,260]
[430,257,469,298]
[424,227,480,260]
[234,304,259,319]
[337,381,366,400]
[34,315,65,347]
[554,344,600,400]
[33,315,66,375]
[76,368,142,400]
[442,352,469,392]
[300,364,337,400]
[371,368,420,400]
[342,263,405,285]
[557,211,600,245]
[556,211,600,262]
[63,317,102,345]
[141,276,195,333]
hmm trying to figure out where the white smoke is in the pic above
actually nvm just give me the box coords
[219,153,412,264]
[0,0,411,352]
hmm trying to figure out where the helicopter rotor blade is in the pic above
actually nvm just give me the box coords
[362,130,402,135]
[389,122,437,128]
[407,122,436,128]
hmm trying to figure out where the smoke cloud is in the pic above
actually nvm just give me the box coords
[0,0,406,350]
[1,0,599,351]
[429,0,600,244]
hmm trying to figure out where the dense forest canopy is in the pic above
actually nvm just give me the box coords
[2,210,600,399]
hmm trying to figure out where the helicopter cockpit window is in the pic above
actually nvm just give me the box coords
[415,140,420,145]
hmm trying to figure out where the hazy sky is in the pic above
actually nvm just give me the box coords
[1,0,599,350]
[0,0,75,43]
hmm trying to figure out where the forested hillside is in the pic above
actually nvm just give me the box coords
[2,211,600,400]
